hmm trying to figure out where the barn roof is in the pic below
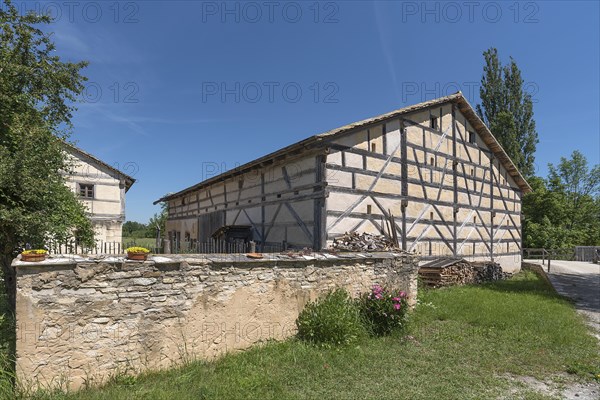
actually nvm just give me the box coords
[155,92,531,204]
[64,143,136,191]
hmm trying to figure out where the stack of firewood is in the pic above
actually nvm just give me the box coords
[331,232,399,252]
[419,260,476,287]
[419,259,507,288]
[472,262,509,283]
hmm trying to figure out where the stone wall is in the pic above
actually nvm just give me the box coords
[14,252,418,391]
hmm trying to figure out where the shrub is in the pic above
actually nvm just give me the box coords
[358,285,408,336]
[296,288,366,346]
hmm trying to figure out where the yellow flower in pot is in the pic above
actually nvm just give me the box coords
[125,246,150,261]
[21,249,48,262]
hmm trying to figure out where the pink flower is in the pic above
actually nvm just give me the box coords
[392,297,401,302]
[375,293,383,300]
[399,291,407,298]
[394,303,401,310]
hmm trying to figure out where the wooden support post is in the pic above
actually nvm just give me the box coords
[261,173,265,252]
[313,154,326,251]
[490,154,495,261]
[452,105,458,257]
[400,119,407,251]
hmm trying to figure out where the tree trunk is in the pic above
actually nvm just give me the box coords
[1,254,16,312]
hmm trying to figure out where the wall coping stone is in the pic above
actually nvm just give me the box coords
[13,251,416,272]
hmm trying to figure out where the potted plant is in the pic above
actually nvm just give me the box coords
[21,249,48,262]
[126,246,150,261]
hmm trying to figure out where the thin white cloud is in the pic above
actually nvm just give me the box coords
[373,3,402,103]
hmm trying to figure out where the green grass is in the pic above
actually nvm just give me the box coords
[122,237,156,250]
[4,271,600,399]
[0,283,16,399]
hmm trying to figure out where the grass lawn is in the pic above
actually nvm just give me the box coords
[122,237,157,250]
[0,281,15,399]
[4,270,600,399]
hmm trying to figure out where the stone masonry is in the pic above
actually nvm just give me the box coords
[13,252,419,391]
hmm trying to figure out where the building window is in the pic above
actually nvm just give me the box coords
[468,131,476,144]
[430,116,438,130]
[78,183,94,199]
[371,143,377,152]
[367,205,372,214]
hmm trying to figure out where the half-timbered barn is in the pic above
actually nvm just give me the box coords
[157,92,531,271]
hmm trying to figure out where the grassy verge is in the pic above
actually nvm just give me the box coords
[122,238,156,250]
[0,281,16,399]
[9,271,600,399]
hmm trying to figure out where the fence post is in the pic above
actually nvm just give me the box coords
[542,250,546,266]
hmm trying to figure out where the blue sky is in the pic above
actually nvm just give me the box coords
[19,0,599,222]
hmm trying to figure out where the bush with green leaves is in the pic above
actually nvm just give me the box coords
[296,289,366,346]
[358,285,408,336]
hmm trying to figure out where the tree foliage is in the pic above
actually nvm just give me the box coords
[148,201,168,239]
[523,151,600,248]
[0,0,92,307]
[476,48,538,177]
[123,202,167,240]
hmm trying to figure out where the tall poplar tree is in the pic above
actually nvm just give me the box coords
[476,48,538,177]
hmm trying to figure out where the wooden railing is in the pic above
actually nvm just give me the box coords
[523,248,576,272]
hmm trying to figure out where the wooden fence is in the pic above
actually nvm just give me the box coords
[46,239,283,255]
[47,240,124,255]
[171,239,283,254]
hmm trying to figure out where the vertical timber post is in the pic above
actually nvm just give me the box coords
[314,152,326,251]
[452,105,458,258]
[490,154,495,261]
[400,119,407,251]
[260,173,265,252]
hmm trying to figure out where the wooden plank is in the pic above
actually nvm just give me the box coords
[400,119,407,250]
[452,105,458,257]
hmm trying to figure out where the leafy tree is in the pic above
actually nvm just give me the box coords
[523,151,600,248]
[0,0,93,308]
[122,221,149,238]
[148,201,168,240]
[476,48,538,177]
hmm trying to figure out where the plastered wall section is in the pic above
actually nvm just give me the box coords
[324,104,522,272]
[166,151,323,248]
[14,252,418,391]
[64,151,126,243]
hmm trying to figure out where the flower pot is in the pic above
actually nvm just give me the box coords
[127,252,148,261]
[21,253,47,262]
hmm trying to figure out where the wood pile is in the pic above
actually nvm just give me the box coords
[331,232,399,252]
[419,258,508,288]
[472,262,509,283]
